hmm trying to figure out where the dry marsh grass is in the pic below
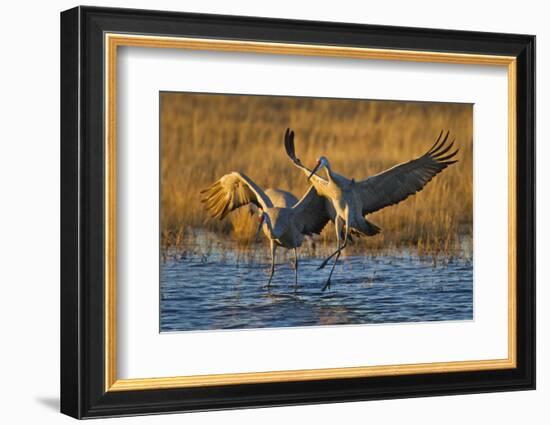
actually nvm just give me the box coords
[160,92,472,257]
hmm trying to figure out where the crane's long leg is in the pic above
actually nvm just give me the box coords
[293,248,299,288]
[264,240,276,289]
[318,238,349,270]
[322,212,351,291]
[323,250,341,291]
[321,218,343,291]
[319,211,351,270]
[319,217,343,270]
[322,225,351,291]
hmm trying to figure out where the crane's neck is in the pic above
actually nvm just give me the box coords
[323,161,335,182]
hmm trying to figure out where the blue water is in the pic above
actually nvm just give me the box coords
[160,238,473,332]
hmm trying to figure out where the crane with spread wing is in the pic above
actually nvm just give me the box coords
[284,128,459,290]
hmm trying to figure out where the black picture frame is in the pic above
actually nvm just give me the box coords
[60,5,535,419]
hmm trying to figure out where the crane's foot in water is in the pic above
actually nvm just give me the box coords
[322,279,331,291]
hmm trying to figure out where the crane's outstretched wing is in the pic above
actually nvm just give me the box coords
[284,128,328,186]
[358,131,459,215]
[265,188,298,209]
[246,188,297,217]
[200,172,273,220]
[292,186,333,235]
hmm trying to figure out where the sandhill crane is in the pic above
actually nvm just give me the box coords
[201,172,331,288]
[284,128,459,291]
[247,188,298,216]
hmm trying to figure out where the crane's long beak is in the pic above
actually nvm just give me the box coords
[255,214,265,242]
[308,162,321,180]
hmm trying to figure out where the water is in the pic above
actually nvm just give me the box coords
[160,233,473,332]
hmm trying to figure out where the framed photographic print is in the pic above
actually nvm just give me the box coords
[60,6,535,419]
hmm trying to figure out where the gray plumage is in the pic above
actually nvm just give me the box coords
[265,188,298,208]
[284,128,458,290]
[201,172,331,288]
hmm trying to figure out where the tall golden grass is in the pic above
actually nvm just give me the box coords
[160,92,472,257]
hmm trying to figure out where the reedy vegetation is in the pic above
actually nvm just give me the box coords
[161,93,472,258]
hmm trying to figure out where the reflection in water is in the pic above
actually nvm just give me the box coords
[160,232,473,332]
[318,305,353,326]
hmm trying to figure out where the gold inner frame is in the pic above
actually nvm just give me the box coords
[104,33,517,392]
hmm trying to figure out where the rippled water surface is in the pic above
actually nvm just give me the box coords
[160,234,473,332]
